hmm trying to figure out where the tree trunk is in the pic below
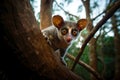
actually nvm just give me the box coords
[89,38,97,80]
[82,0,97,80]
[111,15,120,80]
[40,0,53,30]
[0,0,83,80]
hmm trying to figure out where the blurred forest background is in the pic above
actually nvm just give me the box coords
[31,0,120,80]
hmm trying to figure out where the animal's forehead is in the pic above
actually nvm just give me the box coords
[64,21,77,28]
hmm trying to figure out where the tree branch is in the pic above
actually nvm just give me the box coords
[66,54,103,80]
[71,0,120,71]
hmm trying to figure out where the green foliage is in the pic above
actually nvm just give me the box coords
[75,64,91,80]
[76,46,90,80]
[80,29,89,38]
[104,56,115,79]
[97,36,115,80]
[102,37,114,56]
[80,46,89,64]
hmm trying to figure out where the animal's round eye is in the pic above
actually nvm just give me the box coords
[72,30,78,36]
[61,28,68,35]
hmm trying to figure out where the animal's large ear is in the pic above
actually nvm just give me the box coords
[77,19,87,31]
[52,15,64,29]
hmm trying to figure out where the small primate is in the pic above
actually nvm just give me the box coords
[42,15,87,65]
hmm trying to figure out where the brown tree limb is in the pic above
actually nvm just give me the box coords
[66,54,103,80]
[71,0,120,71]
[40,0,53,30]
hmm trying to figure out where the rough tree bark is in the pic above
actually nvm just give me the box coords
[0,0,83,80]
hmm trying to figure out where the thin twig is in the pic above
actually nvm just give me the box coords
[54,0,79,19]
[92,10,106,21]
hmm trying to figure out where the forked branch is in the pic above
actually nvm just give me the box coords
[71,0,120,71]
